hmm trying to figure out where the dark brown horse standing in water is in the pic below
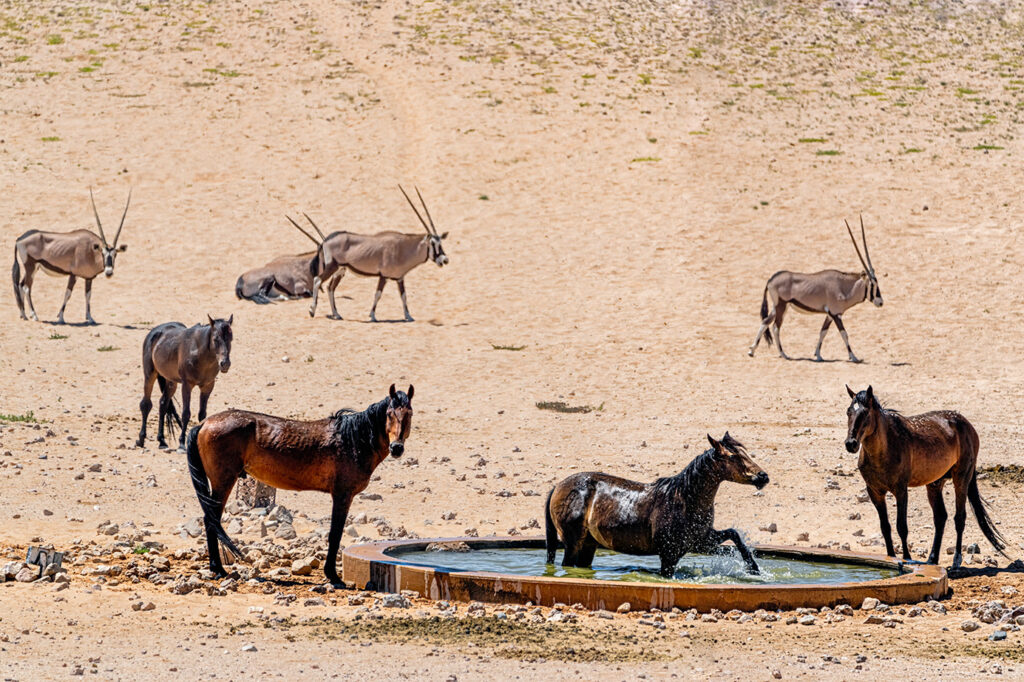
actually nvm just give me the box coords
[545,433,769,577]
[136,317,233,451]
[845,385,1008,568]
[186,384,414,585]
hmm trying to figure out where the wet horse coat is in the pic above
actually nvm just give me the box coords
[545,433,769,577]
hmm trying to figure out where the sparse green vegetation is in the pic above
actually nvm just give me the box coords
[0,411,38,423]
[97,345,119,352]
[491,344,526,351]
[973,144,1004,151]
[798,138,828,143]
[41,136,61,142]
[630,157,660,163]
[48,332,68,340]
[816,150,841,156]
[46,34,64,45]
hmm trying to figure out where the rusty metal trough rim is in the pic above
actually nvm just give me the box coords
[342,536,947,610]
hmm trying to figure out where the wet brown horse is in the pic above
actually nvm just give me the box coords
[136,317,233,451]
[186,384,413,584]
[845,385,1007,568]
[545,433,769,577]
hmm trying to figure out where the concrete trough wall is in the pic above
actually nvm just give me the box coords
[341,537,947,612]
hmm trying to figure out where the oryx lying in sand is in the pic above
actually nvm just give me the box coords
[12,188,131,324]
[291,187,449,321]
[749,216,882,362]
[235,250,320,304]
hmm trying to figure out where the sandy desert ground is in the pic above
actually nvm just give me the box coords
[3,0,1024,678]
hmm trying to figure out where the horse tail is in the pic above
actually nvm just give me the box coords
[12,244,23,315]
[760,283,772,345]
[968,472,1009,557]
[186,424,244,560]
[544,487,558,564]
[157,375,182,435]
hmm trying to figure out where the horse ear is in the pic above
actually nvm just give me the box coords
[707,434,720,452]
[208,314,215,327]
[407,385,414,400]
[866,385,874,403]
[846,384,856,399]
[389,383,398,400]
[227,314,233,325]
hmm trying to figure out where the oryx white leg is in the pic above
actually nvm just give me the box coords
[369,276,386,322]
[397,278,413,322]
[814,315,833,362]
[84,278,96,325]
[833,314,860,363]
[309,275,323,317]
[748,312,774,357]
[57,275,77,325]
[773,301,790,360]
[326,272,344,320]
[20,259,39,321]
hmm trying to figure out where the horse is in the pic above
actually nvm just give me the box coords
[185,384,414,585]
[544,432,769,577]
[845,385,1008,568]
[136,316,233,451]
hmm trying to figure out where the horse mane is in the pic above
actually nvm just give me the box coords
[652,447,717,499]
[329,398,387,458]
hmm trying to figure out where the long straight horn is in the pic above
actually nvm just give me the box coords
[398,184,432,235]
[845,219,870,273]
[286,215,321,246]
[859,214,874,272]
[89,187,109,247]
[414,186,438,235]
[302,212,327,241]
[112,187,131,247]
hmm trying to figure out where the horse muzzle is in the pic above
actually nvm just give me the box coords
[389,442,404,458]
[845,438,860,453]
[219,361,231,373]
[752,472,769,489]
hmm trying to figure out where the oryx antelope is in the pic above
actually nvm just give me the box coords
[292,186,449,321]
[12,188,131,324]
[748,216,882,362]
[235,250,320,304]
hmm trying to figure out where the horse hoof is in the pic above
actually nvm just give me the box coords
[326,314,342,321]
[135,439,145,448]
[157,441,169,450]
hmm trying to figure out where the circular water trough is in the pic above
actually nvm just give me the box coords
[342,537,947,612]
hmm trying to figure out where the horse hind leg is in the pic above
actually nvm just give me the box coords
[575,536,599,569]
[156,380,177,450]
[925,480,948,564]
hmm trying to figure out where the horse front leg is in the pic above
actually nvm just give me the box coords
[325,490,355,586]
[197,384,214,423]
[178,382,193,452]
[713,528,760,574]
[659,553,681,578]
[867,487,896,557]
[894,487,913,561]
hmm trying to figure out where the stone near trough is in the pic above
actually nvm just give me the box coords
[234,477,277,510]
[990,630,1008,641]
[860,597,879,611]
[616,602,631,613]
[15,564,41,582]
[961,620,981,632]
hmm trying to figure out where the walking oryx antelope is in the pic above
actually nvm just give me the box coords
[292,186,449,321]
[12,188,131,324]
[748,216,882,363]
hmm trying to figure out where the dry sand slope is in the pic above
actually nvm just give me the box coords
[2,0,1024,678]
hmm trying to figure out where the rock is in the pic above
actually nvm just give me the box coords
[97,521,119,536]
[990,630,1008,641]
[848,512,861,520]
[88,463,102,472]
[759,522,777,533]
[594,610,614,619]
[796,532,809,542]
[967,543,980,554]
[291,557,317,576]
[2,561,26,581]
[380,593,411,608]
[241,644,258,652]
[15,565,41,582]
[440,511,457,521]
[616,602,631,613]
[861,597,879,611]
[864,614,886,625]
[274,523,297,540]
[798,614,816,625]
[150,555,170,571]
[835,604,854,616]
[771,670,782,679]
[303,598,326,607]
[928,600,947,615]
[182,518,203,538]
[359,493,383,502]
[425,541,471,552]
[961,620,981,632]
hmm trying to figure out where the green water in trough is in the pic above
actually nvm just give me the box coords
[393,547,900,585]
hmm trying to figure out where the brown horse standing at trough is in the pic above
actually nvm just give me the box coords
[136,317,234,451]
[186,384,414,584]
[845,385,1008,568]
[545,433,769,577]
